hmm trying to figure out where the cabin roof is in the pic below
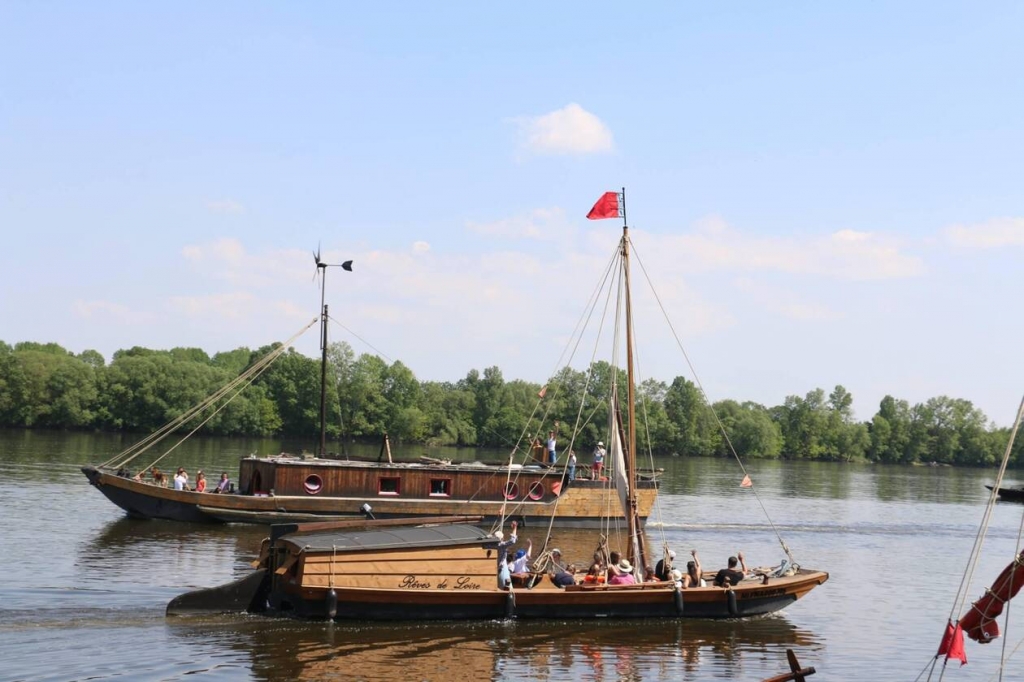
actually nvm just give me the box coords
[278,523,496,553]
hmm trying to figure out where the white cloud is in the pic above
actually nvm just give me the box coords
[72,300,152,324]
[413,241,431,252]
[168,292,257,319]
[466,207,571,241]
[945,217,1024,248]
[665,216,925,280]
[733,278,842,321]
[182,239,310,287]
[514,103,614,156]
[205,199,245,215]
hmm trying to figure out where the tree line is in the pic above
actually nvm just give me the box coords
[1,339,1021,467]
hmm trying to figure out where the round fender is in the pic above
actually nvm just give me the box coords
[673,584,684,616]
[726,588,738,616]
[326,588,338,619]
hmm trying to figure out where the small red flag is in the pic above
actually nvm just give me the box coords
[740,474,752,488]
[587,192,621,220]
[538,386,547,398]
[936,621,967,666]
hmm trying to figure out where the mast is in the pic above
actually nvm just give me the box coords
[319,301,329,458]
[313,250,354,458]
[620,190,647,571]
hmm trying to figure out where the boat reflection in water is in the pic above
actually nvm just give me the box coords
[165,615,821,682]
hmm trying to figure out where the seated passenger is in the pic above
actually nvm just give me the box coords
[511,538,533,585]
[608,559,636,585]
[195,471,206,493]
[584,552,606,584]
[214,472,230,493]
[643,565,656,583]
[713,552,747,587]
[549,549,575,587]
[173,467,188,491]
[606,551,623,583]
[685,550,705,588]
[655,550,676,581]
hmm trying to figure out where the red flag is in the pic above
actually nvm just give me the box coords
[538,386,547,398]
[740,474,752,488]
[587,192,621,220]
[936,621,967,666]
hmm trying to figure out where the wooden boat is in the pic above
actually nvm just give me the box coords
[82,250,657,528]
[169,193,829,622]
[81,458,655,527]
[984,484,1024,503]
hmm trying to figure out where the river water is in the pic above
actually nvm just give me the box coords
[3,429,1024,681]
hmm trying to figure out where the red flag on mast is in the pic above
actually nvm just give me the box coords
[587,192,622,220]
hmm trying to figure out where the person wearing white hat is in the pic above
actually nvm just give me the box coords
[592,441,606,480]
[609,558,636,585]
[655,549,676,581]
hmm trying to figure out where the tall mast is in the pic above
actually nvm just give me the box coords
[620,189,646,571]
[319,301,329,458]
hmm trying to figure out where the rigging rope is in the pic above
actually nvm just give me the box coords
[99,317,319,471]
[629,241,796,565]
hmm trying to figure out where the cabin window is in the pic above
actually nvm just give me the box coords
[378,477,401,496]
[430,479,451,497]
[504,482,519,500]
[303,474,323,495]
[527,482,545,500]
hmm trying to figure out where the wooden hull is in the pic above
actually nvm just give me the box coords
[272,573,828,621]
[249,523,828,622]
[83,464,657,528]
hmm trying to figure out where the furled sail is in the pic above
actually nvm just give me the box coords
[959,550,1024,643]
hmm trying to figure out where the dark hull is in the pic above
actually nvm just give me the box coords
[82,466,653,528]
[986,485,1024,502]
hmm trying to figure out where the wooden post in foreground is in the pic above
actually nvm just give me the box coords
[760,649,816,682]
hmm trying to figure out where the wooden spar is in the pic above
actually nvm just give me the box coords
[622,219,647,571]
[761,649,816,682]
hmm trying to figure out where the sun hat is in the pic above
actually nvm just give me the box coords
[668,550,676,559]
[597,441,604,446]
[551,548,561,555]
[618,559,633,573]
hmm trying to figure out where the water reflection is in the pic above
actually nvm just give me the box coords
[165,615,821,682]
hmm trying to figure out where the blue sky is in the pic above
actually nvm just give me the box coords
[2,2,1022,425]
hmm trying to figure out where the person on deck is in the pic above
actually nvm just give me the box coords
[173,467,188,491]
[592,441,606,480]
[713,552,747,587]
[655,550,676,581]
[215,472,230,493]
[548,549,575,587]
[195,471,206,493]
[567,450,577,481]
[609,559,636,585]
[511,538,533,585]
[607,551,623,583]
[546,424,559,466]
[685,551,705,588]
[495,521,519,589]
